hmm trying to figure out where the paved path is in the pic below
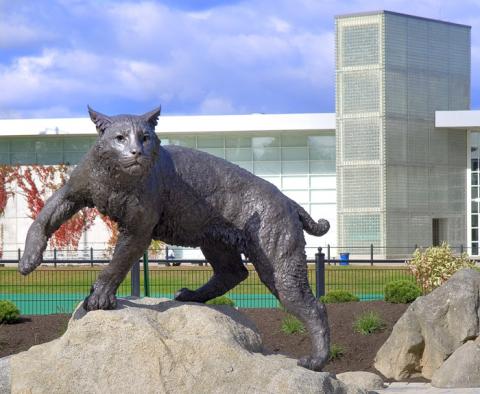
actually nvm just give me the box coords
[377,382,480,393]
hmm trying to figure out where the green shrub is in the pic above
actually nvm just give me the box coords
[0,300,20,324]
[353,311,385,335]
[329,343,346,361]
[320,290,359,303]
[281,314,306,335]
[206,296,235,307]
[384,280,422,303]
[406,242,475,293]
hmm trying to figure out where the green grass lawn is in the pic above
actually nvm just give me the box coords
[0,264,413,296]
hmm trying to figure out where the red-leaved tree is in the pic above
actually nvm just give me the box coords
[0,165,16,258]
[12,165,97,251]
[98,213,119,256]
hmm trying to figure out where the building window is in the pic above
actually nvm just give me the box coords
[471,132,480,255]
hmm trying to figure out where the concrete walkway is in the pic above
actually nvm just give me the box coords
[376,382,480,393]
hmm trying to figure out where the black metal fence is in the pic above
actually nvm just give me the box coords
[0,248,421,315]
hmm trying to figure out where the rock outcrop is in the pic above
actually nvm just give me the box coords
[336,371,385,391]
[374,269,480,381]
[5,298,366,394]
[431,336,480,388]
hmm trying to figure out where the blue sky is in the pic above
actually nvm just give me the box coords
[1,0,480,118]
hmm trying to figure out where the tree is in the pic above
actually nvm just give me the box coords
[0,166,16,258]
[12,165,97,251]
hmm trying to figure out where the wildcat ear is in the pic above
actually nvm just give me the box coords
[142,106,161,127]
[87,105,112,135]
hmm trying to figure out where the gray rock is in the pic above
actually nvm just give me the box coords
[0,356,10,393]
[431,336,480,388]
[9,298,366,394]
[374,269,480,380]
[336,371,385,390]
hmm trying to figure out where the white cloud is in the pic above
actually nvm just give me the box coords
[198,95,235,114]
[0,0,479,117]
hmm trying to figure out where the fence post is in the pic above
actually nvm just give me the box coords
[370,244,374,266]
[131,260,141,297]
[315,247,325,299]
[327,244,331,266]
[90,247,94,267]
[460,244,464,254]
[53,248,57,268]
[17,248,21,262]
[143,250,150,297]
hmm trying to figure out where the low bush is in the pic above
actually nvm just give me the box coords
[329,343,346,361]
[353,311,385,335]
[206,296,235,307]
[320,290,359,303]
[0,300,20,324]
[281,314,306,335]
[406,242,475,293]
[384,280,422,303]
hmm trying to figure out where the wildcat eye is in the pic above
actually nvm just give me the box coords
[115,135,125,142]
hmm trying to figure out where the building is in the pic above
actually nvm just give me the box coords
[0,10,477,259]
[336,11,470,257]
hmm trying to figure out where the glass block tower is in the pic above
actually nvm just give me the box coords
[336,11,470,257]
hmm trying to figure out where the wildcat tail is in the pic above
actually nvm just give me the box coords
[295,203,330,236]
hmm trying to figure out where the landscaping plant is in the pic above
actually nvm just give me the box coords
[329,343,346,361]
[206,295,235,307]
[0,300,20,324]
[384,280,422,303]
[353,311,385,335]
[320,290,359,303]
[406,242,475,293]
[281,314,306,335]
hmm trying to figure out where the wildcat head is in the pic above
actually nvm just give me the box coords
[88,106,161,177]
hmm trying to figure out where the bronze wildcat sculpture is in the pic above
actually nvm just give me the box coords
[19,107,331,371]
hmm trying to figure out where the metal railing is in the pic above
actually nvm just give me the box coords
[0,247,420,315]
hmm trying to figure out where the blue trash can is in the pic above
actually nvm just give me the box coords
[339,253,350,266]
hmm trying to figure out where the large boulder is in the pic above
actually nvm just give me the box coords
[5,298,366,394]
[431,336,480,388]
[336,371,385,391]
[374,269,480,380]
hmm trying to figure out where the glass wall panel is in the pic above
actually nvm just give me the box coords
[308,135,335,160]
[282,135,308,147]
[310,161,335,174]
[226,148,251,161]
[165,136,196,147]
[254,161,281,175]
[252,136,279,148]
[197,136,224,148]
[282,147,307,161]
[282,161,308,174]
[253,147,280,161]
[226,136,251,148]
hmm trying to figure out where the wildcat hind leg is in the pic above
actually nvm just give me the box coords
[175,243,248,303]
[250,238,330,372]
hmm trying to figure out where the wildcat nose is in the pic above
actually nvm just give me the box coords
[130,148,141,157]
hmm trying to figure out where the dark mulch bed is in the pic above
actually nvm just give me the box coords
[0,301,417,380]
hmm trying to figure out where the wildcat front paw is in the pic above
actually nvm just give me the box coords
[83,291,117,311]
[174,287,201,302]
